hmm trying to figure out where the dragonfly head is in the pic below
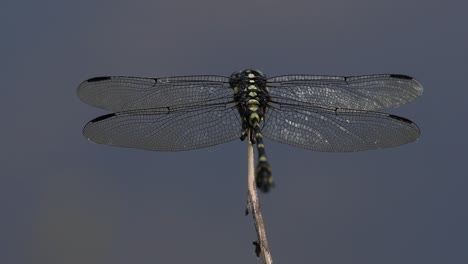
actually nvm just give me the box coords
[230,69,266,79]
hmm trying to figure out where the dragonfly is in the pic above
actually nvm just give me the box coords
[77,69,423,192]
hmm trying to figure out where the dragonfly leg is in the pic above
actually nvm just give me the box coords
[240,120,248,141]
[249,130,256,144]
[240,132,247,141]
[253,241,261,257]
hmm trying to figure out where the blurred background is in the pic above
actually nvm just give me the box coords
[1,0,467,263]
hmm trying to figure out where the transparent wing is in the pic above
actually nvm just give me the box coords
[262,103,420,152]
[267,74,423,111]
[77,75,232,112]
[83,104,242,151]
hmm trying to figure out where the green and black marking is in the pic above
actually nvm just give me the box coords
[230,69,274,192]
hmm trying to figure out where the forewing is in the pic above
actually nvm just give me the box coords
[77,75,232,112]
[262,104,420,152]
[83,104,242,151]
[267,74,423,110]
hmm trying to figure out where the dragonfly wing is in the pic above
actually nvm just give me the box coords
[77,75,232,112]
[267,74,423,111]
[262,103,420,152]
[83,104,242,151]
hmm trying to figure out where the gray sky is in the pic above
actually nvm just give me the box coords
[1,0,467,263]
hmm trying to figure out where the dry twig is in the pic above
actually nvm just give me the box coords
[246,133,273,264]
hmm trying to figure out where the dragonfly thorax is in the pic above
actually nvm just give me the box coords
[230,70,270,123]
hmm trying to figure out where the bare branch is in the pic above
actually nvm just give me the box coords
[247,132,273,264]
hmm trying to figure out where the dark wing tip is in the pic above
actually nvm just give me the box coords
[390,74,424,96]
[389,74,413,80]
[388,114,421,138]
[82,113,116,142]
[83,113,116,141]
[388,114,413,124]
[77,77,113,107]
[77,76,111,96]
[89,113,116,123]
[86,76,112,83]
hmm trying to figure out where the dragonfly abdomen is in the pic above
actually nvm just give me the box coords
[230,69,274,192]
[253,124,274,192]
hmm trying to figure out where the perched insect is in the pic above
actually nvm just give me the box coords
[78,69,423,192]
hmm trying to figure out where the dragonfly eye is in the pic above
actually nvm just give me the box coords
[230,70,242,78]
[253,70,266,78]
[229,71,242,87]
